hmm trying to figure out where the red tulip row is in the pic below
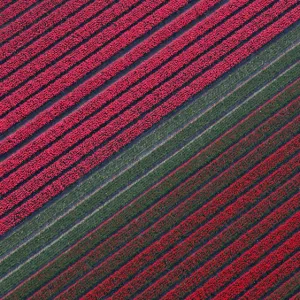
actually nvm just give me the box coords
[0,0,280,195]
[0,0,228,162]
[81,150,299,300]
[0,0,165,115]
[0,8,297,233]
[0,0,143,93]
[136,180,300,300]
[216,248,299,300]
[0,0,109,64]
[0,0,221,155]
[265,270,300,300]
[176,215,300,300]
[0,0,37,27]
[240,252,299,300]
[199,230,300,300]
[0,0,65,44]
[30,94,297,299]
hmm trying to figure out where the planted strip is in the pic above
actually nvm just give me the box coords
[0,0,37,27]
[173,216,299,299]
[212,233,300,300]
[0,0,245,163]
[0,0,114,63]
[58,137,300,299]
[0,0,149,94]
[265,271,300,300]
[2,72,298,298]
[0,0,222,155]
[240,254,300,299]
[0,0,67,43]
[28,99,300,299]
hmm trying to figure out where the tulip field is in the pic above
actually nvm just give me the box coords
[0,0,299,299]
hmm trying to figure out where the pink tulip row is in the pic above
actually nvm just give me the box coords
[0,0,279,196]
[0,0,65,43]
[0,0,108,65]
[0,0,37,27]
[82,150,299,300]
[0,0,144,94]
[0,0,15,11]
[0,0,218,135]
[0,0,157,111]
[0,6,298,234]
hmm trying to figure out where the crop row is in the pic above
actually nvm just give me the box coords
[136,178,300,299]
[218,248,299,299]
[1,69,297,297]
[0,0,274,198]
[174,214,299,300]
[1,30,297,260]
[240,252,299,299]
[0,0,147,93]
[81,151,299,300]
[0,0,37,27]
[0,0,221,155]
[201,230,299,300]
[0,0,66,44]
[0,0,111,64]
[0,0,238,160]
[0,7,298,234]
[28,99,300,299]
[0,0,166,114]
[0,0,15,11]
[9,104,300,298]
[265,269,300,299]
